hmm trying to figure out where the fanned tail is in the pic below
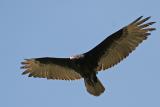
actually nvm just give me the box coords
[84,77,105,96]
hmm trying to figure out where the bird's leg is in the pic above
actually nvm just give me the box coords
[91,72,98,83]
[85,72,98,86]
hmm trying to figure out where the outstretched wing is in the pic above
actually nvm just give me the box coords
[21,57,82,80]
[84,16,156,72]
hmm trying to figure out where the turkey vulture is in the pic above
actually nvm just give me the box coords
[21,16,156,96]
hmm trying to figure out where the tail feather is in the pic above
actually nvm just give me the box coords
[84,78,105,96]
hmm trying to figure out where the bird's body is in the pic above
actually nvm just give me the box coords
[21,16,156,96]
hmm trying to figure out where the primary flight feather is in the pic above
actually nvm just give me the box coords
[21,16,156,96]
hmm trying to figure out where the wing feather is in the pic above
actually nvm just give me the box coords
[84,16,156,71]
[21,58,82,80]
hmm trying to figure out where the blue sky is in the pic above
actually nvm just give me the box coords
[0,0,159,107]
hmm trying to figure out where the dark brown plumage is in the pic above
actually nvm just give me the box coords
[21,16,156,96]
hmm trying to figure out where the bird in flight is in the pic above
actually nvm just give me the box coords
[21,16,156,96]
